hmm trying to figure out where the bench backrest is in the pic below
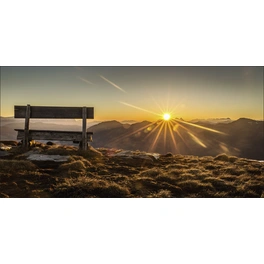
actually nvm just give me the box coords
[14,106,94,119]
[14,104,94,150]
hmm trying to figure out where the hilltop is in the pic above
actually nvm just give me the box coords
[0,142,263,198]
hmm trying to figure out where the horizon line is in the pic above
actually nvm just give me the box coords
[0,115,263,122]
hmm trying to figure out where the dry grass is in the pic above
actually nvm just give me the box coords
[52,177,130,198]
[139,168,162,177]
[148,189,172,198]
[214,153,230,162]
[0,160,36,173]
[1,144,264,198]
[59,157,91,171]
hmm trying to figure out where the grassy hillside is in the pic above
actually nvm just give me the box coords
[0,143,263,198]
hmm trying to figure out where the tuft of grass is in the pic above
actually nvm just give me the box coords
[58,156,93,177]
[52,177,130,198]
[228,156,238,163]
[205,164,218,170]
[198,171,213,177]
[0,160,36,173]
[58,160,87,173]
[166,164,189,170]
[213,191,230,198]
[236,188,260,198]
[223,166,245,176]
[214,153,229,162]
[132,177,160,195]
[156,175,176,184]
[108,175,130,183]
[68,156,92,167]
[43,145,78,155]
[172,172,194,181]
[244,182,264,196]
[139,168,162,177]
[177,180,214,194]
[148,189,172,198]
[235,175,252,183]
[0,192,10,198]
[169,169,183,176]
[219,175,236,182]
[246,166,262,175]
[186,168,201,175]
[188,159,199,163]
[77,146,103,160]
[203,177,237,192]
[199,156,214,163]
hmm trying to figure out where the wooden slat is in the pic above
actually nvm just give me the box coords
[15,129,93,134]
[14,106,94,119]
[15,129,93,141]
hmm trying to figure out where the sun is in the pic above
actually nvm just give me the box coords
[163,113,171,121]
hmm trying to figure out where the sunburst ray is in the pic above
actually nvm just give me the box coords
[149,122,165,152]
[175,119,226,135]
[168,121,178,152]
[120,102,162,118]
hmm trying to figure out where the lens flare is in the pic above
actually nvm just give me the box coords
[119,100,227,154]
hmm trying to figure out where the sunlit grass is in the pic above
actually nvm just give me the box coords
[52,177,130,198]
[1,143,263,198]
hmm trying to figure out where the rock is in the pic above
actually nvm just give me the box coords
[109,149,160,166]
[114,150,160,160]
[162,152,173,158]
[0,143,12,151]
[0,151,12,157]
[0,143,12,156]
[22,149,42,156]
[27,154,70,162]
[112,155,155,167]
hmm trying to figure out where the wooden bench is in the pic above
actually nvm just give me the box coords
[14,105,94,150]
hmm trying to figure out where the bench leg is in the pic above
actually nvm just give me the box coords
[82,107,87,150]
[79,141,89,150]
[20,139,35,148]
[23,104,31,149]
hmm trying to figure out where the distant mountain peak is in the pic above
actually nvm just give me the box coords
[89,120,124,132]
[236,117,254,122]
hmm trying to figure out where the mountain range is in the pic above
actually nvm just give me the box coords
[88,118,263,160]
[1,117,263,160]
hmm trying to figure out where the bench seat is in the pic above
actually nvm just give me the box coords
[15,129,93,142]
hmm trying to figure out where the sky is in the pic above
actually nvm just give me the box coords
[1,66,263,121]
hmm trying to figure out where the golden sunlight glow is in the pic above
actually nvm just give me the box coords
[163,113,171,121]
[119,100,226,154]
